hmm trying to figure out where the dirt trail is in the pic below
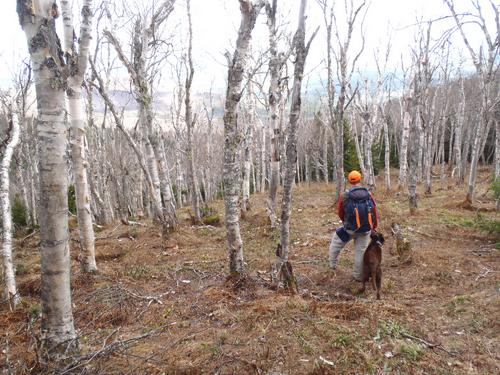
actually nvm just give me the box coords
[1,175,499,374]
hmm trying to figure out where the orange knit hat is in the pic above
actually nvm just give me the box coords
[348,170,362,183]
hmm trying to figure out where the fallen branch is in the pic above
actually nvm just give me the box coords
[475,266,493,281]
[120,219,147,227]
[400,332,456,356]
[20,229,38,242]
[95,224,121,240]
[319,355,335,367]
[307,291,358,302]
[60,326,167,374]
[471,244,497,257]
[406,227,449,241]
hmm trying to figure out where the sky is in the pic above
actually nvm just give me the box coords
[0,0,494,93]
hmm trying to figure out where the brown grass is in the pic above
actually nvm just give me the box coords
[1,171,499,374]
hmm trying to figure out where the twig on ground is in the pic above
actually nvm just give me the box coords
[319,355,335,367]
[193,225,216,229]
[307,291,358,301]
[407,228,450,241]
[121,219,146,227]
[400,332,456,356]
[295,259,322,265]
[59,326,166,374]
[20,229,38,242]
[475,266,493,281]
[471,244,497,257]
[95,224,121,240]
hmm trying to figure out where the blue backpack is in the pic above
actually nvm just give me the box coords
[343,187,375,233]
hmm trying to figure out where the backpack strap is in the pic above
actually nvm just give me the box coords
[354,206,361,229]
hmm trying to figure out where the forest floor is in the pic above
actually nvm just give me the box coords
[1,169,499,374]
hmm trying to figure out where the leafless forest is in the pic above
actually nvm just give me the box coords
[0,0,499,373]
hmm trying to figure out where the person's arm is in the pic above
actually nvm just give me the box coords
[370,193,378,229]
[337,194,344,221]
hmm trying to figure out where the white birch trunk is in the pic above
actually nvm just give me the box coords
[398,105,411,188]
[185,0,201,223]
[409,103,419,214]
[241,86,255,212]
[223,0,264,277]
[277,0,316,292]
[260,123,266,192]
[61,0,96,272]
[351,114,366,176]
[383,117,391,190]
[322,127,328,182]
[1,107,21,308]
[155,139,177,229]
[266,0,281,227]
[18,0,77,346]
[495,118,500,179]
[360,110,375,190]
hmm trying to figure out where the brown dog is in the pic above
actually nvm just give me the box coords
[360,231,384,299]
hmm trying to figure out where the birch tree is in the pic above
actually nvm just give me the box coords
[223,0,264,277]
[265,0,284,227]
[277,0,318,291]
[17,0,76,348]
[241,81,256,213]
[397,63,412,188]
[1,98,21,309]
[320,0,367,200]
[60,0,97,272]
[184,0,201,223]
[88,57,169,227]
[104,0,176,229]
[444,0,500,203]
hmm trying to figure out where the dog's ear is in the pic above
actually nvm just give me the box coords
[378,233,385,245]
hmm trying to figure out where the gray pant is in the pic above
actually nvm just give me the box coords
[328,229,370,281]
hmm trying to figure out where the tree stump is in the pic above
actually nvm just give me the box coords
[274,244,298,294]
[391,222,412,264]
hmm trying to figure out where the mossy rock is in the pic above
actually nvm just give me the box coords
[202,214,221,226]
[396,238,412,263]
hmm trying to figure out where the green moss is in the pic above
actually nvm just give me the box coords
[396,342,424,361]
[446,294,473,314]
[125,265,151,280]
[440,211,499,235]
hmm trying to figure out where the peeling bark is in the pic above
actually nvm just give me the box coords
[18,0,77,347]
[277,0,317,292]
[1,105,21,309]
[60,0,97,272]
[223,0,264,277]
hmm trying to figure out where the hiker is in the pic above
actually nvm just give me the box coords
[329,170,378,281]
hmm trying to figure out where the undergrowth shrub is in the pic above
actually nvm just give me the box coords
[68,185,77,215]
[474,214,500,235]
[492,176,500,201]
[12,196,27,228]
[200,204,221,226]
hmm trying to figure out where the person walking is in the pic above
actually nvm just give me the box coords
[329,170,378,281]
